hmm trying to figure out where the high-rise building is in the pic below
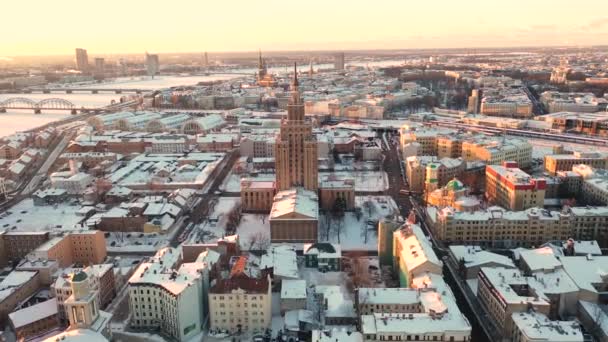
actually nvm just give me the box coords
[145,52,160,77]
[75,48,89,71]
[334,52,345,71]
[94,58,105,74]
[275,64,318,191]
[204,52,209,66]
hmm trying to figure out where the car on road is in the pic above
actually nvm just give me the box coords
[399,189,411,195]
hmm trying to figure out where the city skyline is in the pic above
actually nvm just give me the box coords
[2,0,608,56]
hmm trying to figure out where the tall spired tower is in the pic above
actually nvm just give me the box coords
[275,63,318,191]
[257,49,267,81]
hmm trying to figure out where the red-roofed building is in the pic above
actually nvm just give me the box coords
[486,162,546,210]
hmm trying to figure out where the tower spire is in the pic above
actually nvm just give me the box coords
[258,49,263,68]
[292,62,299,89]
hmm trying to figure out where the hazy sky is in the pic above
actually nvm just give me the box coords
[3,0,608,56]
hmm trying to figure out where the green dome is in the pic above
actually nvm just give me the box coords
[446,179,464,191]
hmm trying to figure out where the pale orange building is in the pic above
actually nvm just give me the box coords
[241,179,275,213]
[32,230,107,267]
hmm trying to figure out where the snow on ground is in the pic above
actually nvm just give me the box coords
[318,196,399,251]
[106,232,169,253]
[220,169,388,193]
[323,171,389,192]
[0,199,85,232]
[236,213,271,251]
[187,197,271,251]
[187,197,241,244]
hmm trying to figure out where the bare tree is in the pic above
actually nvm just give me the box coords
[252,232,271,250]
[225,203,242,234]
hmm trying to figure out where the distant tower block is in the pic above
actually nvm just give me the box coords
[309,58,314,77]
[75,48,89,72]
[334,52,345,71]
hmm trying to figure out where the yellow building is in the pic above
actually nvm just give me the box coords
[485,162,545,211]
[544,152,608,175]
[428,206,571,248]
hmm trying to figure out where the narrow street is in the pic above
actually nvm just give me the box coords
[381,132,491,342]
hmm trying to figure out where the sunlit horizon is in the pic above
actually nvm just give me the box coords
[3,0,608,57]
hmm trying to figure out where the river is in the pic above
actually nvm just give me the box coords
[0,60,405,138]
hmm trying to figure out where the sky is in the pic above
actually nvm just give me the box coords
[2,0,608,56]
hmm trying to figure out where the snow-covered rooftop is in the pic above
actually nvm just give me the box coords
[519,247,562,273]
[449,245,515,270]
[270,188,319,220]
[281,279,307,299]
[9,298,58,328]
[511,311,583,341]
[260,245,299,279]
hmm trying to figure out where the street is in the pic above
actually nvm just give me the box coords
[380,131,491,342]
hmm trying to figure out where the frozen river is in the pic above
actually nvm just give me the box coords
[0,61,404,139]
[70,74,241,90]
[0,74,241,138]
[0,93,122,138]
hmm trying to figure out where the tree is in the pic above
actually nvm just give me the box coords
[331,197,347,243]
[354,207,363,221]
[225,204,242,234]
[250,231,271,251]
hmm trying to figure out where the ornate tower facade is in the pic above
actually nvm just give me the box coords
[257,49,267,81]
[275,64,318,191]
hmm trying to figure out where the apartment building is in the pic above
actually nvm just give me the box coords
[477,267,551,337]
[480,94,533,118]
[128,247,210,341]
[400,127,456,156]
[0,271,41,322]
[8,298,59,341]
[392,223,442,287]
[461,138,533,169]
[400,127,533,169]
[0,231,49,266]
[360,273,471,342]
[544,152,608,175]
[240,134,276,158]
[540,91,607,113]
[486,162,546,210]
[428,206,571,248]
[31,230,107,268]
[209,258,272,335]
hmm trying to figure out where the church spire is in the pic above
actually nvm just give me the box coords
[258,49,263,69]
